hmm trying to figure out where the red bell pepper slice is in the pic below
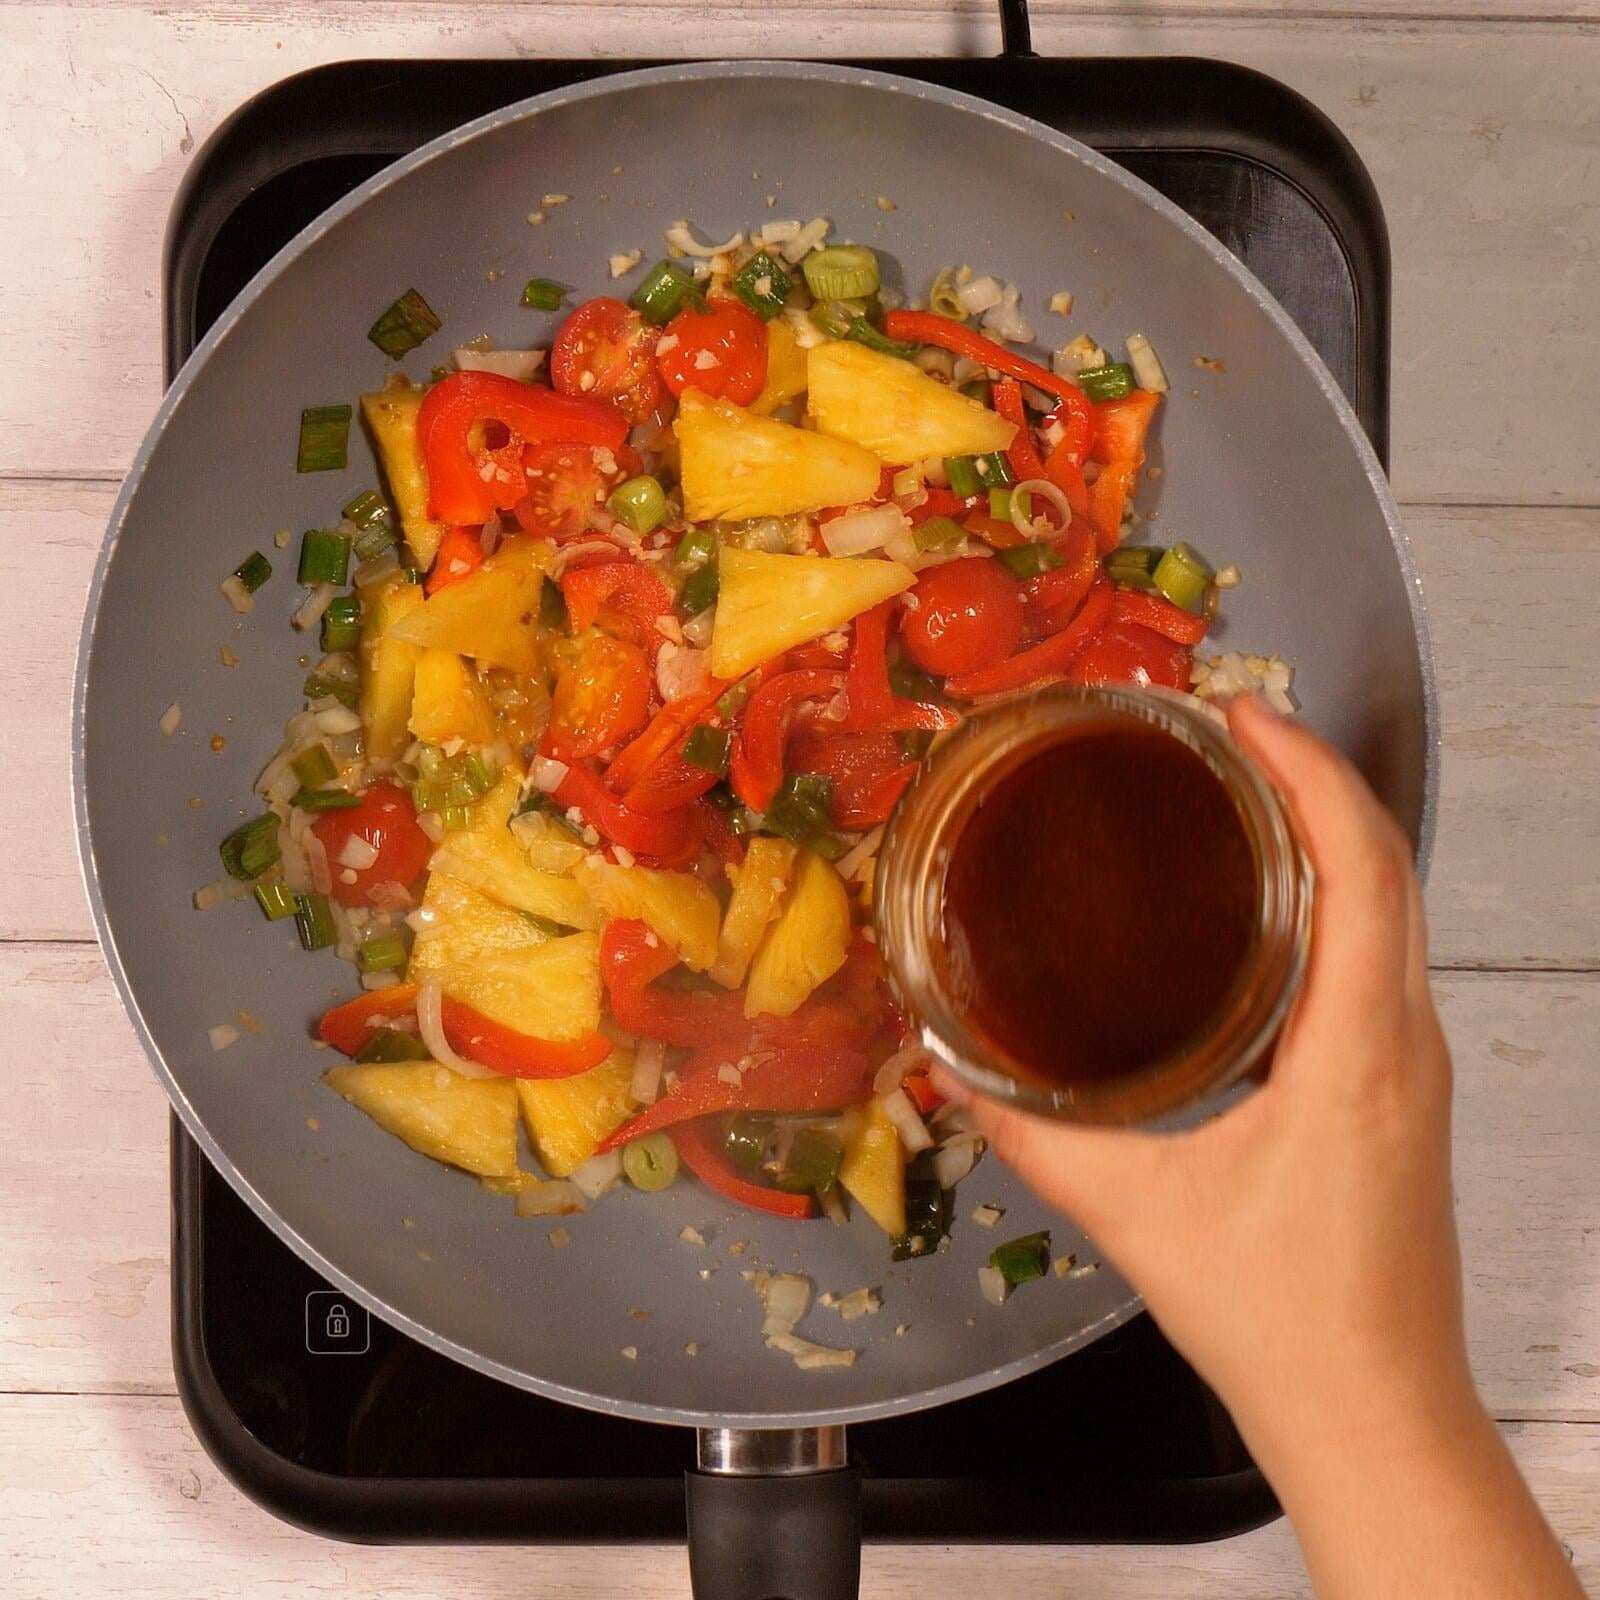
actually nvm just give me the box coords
[1086,460,1140,551]
[559,559,675,656]
[883,310,1093,415]
[843,601,895,728]
[1110,588,1211,646]
[962,510,1028,550]
[319,984,420,1055]
[671,1120,815,1219]
[698,796,747,866]
[1022,517,1099,637]
[1043,446,1091,516]
[621,740,721,814]
[1091,389,1161,466]
[907,486,980,526]
[945,577,1114,698]
[728,668,846,814]
[416,371,630,526]
[425,526,486,594]
[604,678,726,794]
[1045,390,1096,470]
[992,379,1048,484]
[553,761,699,861]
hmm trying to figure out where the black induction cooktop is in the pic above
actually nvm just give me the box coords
[166,45,1387,1546]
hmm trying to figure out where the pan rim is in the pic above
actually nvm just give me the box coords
[73,57,1438,1431]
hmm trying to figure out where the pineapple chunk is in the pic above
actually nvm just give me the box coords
[389,538,550,674]
[840,1096,907,1239]
[807,341,1017,465]
[359,578,425,766]
[744,849,851,1018]
[437,932,603,1041]
[408,648,497,746]
[361,381,447,568]
[408,870,551,980]
[428,772,601,931]
[675,391,880,521]
[516,1051,637,1178]
[509,807,589,874]
[710,837,797,988]
[749,316,809,417]
[325,1060,519,1178]
[712,546,914,680]
[577,858,720,971]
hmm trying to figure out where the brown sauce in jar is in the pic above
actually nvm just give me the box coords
[940,721,1259,1086]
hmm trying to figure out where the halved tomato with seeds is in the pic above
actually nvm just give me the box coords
[550,297,664,423]
[513,442,616,541]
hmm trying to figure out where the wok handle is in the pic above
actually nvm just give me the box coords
[998,0,1035,57]
[686,1427,861,1600]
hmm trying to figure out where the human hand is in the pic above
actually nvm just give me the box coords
[936,696,1466,1470]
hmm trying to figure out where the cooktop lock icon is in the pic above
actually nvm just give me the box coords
[305,1288,371,1354]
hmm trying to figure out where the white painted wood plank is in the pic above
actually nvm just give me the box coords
[0,7,1597,503]
[3,945,1594,1421]
[1,1390,1593,1597]
[14,481,1598,964]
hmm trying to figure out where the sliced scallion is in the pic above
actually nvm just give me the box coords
[988,486,1015,521]
[959,378,993,405]
[303,672,357,708]
[990,1230,1051,1286]
[291,743,339,790]
[723,1114,771,1170]
[321,595,361,654]
[1076,363,1134,402]
[254,881,299,921]
[341,489,390,530]
[607,474,667,535]
[773,1128,844,1195]
[766,773,841,854]
[676,561,719,620]
[357,933,407,973]
[291,788,362,812]
[674,527,716,570]
[298,528,352,587]
[539,577,568,630]
[629,259,699,325]
[892,1179,948,1261]
[232,551,272,593]
[979,451,1016,488]
[996,543,1063,580]
[367,288,441,359]
[730,250,792,320]
[803,244,880,301]
[682,724,731,777]
[1153,543,1213,612]
[887,662,944,703]
[219,814,281,881]
[353,522,398,562]
[353,1027,431,1064]
[622,1131,680,1192]
[294,892,337,951]
[437,805,476,831]
[912,515,965,554]
[520,277,565,312]
[943,456,983,499]
[845,318,920,359]
[296,406,353,474]
[519,910,573,936]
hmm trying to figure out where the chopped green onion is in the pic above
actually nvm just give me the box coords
[321,595,361,653]
[607,474,667,535]
[989,1230,1051,1286]
[539,577,568,630]
[341,489,390,530]
[367,288,441,359]
[803,245,880,301]
[291,743,339,789]
[943,455,983,499]
[715,678,754,720]
[298,528,352,586]
[232,551,272,593]
[996,542,1062,580]
[896,727,936,762]
[520,277,565,312]
[887,662,945,703]
[353,522,398,562]
[519,910,573,936]
[296,406,353,474]
[674,527,716,570]
[304,672,357,708]
[979,451,1016,488]
[774,1128,844,1195]
[912,515,965,554]
[629,259,700,325]
[988,485,1015,521]
[676,561,719,620]
[766,773,843,855]
[724,1115,771,1170]
[808,299,858,340]
[959,378,993,405]
[291,788,363,812]
[294,892,336,952]
[845,318,920,359]
[462,751,496,795]
[400,564,425,585]
[1105,546,1163,578]
[437,805,476,831]
[516,792,584,839]
[254,881,299,921]
[219,814,281,881]
[622,1131,680,1192]
[682,724,731,777]
[892,1179,948,1261]
[706,785,757,835]
[353,1027,431,1064]
[730,251,792,320]
[928,269,967,321]
[357,933,407,973]
[1076,363,1134,402]
[1153,542,1213,612]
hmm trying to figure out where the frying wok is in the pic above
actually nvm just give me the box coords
[75,60,1435,1599]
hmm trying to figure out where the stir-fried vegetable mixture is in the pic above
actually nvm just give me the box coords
[211,217,1270,1256]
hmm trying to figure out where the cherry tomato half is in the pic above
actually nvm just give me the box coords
[312,782,431,908]
[550,297,664,424]
[656,301,768,404]
[514,442,616,542]
[548,635,654,761]
[899,557,1024,678]
[1067,619,1191,692]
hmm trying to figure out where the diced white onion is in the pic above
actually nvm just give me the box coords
[361,969,402,991]
[1126,332,1169,394]
[878,1089,934,1154]
[630,1038,666,1106]
[159,702,182,736]
[528,756,570,793]
[759,219,801,246]
[819,504,906,558]
[781,305,828,350]
[836,1287,881,1321]
[549,536,620,577]
[314,705,363,737]
[666,219,745,258]
[756,1272,812,1338]
[453,345,547,382]
[836,826,885,884]
[219,575,255,614]
[337,834,379,870]
[680,605,716,649]
[971,1204,1003,1229]
[292,582,340,632]
[978,1265,1010,1306]
[415,811,445,844]
[416,979,497,1079]
[353,551,402,590]
[609,250,642,279]
[980,283,1033,344]
[679,1225,706,1247]
[779,217,831,264]
[303,830,333,896]
[514,1179,588,1217]
[819,1183,850,1226]
[767,1331,857,1369]
[873,1042,933,1097]
[656,640,713,704]
[956,275,1005,314]
[717,1063,744,1087]
[1009,478,1074,540]
[932,1137,981,1190]
[571,1149,624,1202]
[193,875,256,911]
[208,1024,240,1052]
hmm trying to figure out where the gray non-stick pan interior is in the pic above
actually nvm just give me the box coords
[76,62,1434,1430]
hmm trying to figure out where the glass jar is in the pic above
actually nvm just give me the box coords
[874,686,1312,1125]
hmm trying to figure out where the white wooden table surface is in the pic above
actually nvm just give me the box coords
[3,3,1596,1595]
